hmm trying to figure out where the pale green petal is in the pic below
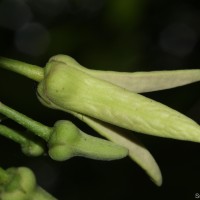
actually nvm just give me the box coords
[50,54,200,93]
[88,69,200,93]
[71,112,162,186]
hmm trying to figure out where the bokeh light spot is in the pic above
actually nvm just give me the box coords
[0,0,32,30]
[15,22,50,56]
[159,23,198,57]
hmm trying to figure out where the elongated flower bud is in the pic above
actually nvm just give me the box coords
[37,57,200,143]
[48,120,128,161]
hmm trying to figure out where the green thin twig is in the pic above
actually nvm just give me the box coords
[0,102,51,141]
[0,124,45,156]
[0,124,26,144]
[0,57,44,82]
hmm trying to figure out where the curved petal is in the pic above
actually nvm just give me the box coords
[72,112,162,186]
[88,69,200,93]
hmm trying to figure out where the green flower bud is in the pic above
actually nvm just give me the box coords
[48,120,128,161]
[0,167,36,200]
[37,56,200,143]
[21,138,45,157]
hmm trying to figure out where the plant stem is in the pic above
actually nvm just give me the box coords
[0,102,52,141]
[0,57,44,82]
[0,125,26,144]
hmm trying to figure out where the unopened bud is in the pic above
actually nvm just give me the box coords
[48,120,128,161]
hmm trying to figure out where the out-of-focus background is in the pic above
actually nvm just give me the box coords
[1,0,200,199]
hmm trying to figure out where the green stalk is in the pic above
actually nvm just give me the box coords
[0,102,51,141]
[0,57,43,82]
[0,125,26,144]
[0,125,45,157]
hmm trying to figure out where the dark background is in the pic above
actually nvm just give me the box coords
[1,0,200,199]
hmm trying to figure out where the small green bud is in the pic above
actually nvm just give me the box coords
[48,120,128,161]
[48,120,79,160]
[0,167,36,200]
[21,139,45,157]
[21,131,45,156]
